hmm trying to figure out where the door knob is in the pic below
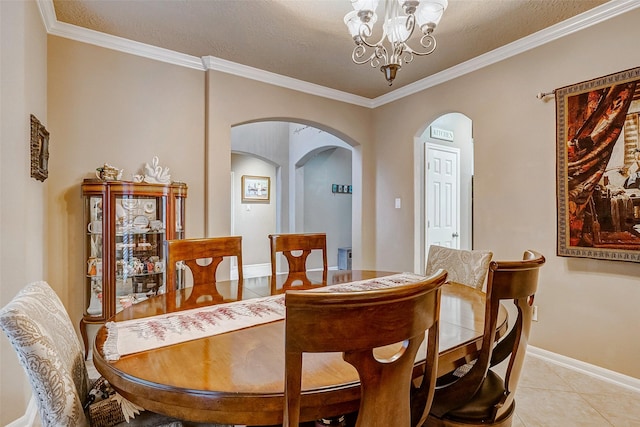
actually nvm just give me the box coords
[452,232,459,238]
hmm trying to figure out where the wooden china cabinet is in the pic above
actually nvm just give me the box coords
[80,179,187,356]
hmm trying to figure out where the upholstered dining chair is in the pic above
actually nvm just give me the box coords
[420,250,546,427]
[283,269,448,427]
[269,233,328,290]
[165,236,244,304]
[0,281,189,427]
[425,245,493,290]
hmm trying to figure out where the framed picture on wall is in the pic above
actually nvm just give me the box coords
[242,175,270,202]
[30,114,49,182]
[556,66,640,262]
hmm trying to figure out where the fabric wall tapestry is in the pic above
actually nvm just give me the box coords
[557,66,640,262]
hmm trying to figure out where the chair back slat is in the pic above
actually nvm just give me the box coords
[165,236,244,302]
[269,233,328,291]
[285,270,447,427]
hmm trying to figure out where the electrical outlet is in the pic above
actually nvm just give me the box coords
[532,305,538,322]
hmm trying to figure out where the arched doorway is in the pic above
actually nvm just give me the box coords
[414,113,474,273]
[231,121,353,276]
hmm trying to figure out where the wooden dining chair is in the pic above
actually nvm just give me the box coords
[165,236,244,303]
[269,233,328,290]
[284,269,448,427]
[425,245,493,290]
[420,250,545,427]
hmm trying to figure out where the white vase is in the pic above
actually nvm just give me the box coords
[87,290,102,316]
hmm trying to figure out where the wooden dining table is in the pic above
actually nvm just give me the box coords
[93,269,506,425]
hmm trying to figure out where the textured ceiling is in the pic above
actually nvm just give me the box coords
[52,0,609,99]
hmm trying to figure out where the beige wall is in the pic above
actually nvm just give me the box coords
[373,8,640,377]
[0,0,49,423]
[3,3,640,424]
[46,36,206,356]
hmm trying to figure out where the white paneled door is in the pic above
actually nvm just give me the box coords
[426,144,460,250]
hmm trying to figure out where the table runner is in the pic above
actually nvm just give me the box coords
[103,272,426,361]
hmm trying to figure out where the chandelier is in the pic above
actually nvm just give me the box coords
[344,0,448,85]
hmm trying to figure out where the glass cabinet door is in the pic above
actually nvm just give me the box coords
[114,195,167,313]
[85,195,104,317]
[174,193,185,240]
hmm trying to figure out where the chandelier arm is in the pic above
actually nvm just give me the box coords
[403,14,417,44]
[403,34,437,57]
[352,45,385,67]
[357,24,388,50]
[399,47,415,65]
[373,45,387,67]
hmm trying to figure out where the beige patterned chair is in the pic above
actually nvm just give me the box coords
[0,281,225,427]
[425,245,493,290]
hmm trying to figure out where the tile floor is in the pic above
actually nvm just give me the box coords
[510,354,640,426]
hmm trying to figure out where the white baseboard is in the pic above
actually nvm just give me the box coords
[527,345,640,392]
[239,263,271,278]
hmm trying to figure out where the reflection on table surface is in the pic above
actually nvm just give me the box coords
[117,269,399,318]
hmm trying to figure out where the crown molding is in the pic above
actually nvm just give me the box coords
[36,0,56,32]
[371,0,640,107]
[38,0,204,71]
[37,0,371,107]
[38,0,639,109]
[201,56,374,108]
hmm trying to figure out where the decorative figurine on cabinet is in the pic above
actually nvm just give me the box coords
[143,156,171,184]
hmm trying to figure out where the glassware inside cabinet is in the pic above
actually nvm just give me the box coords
[114,195,167,313]
[85,196,104,317]
[174,195,185,239]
